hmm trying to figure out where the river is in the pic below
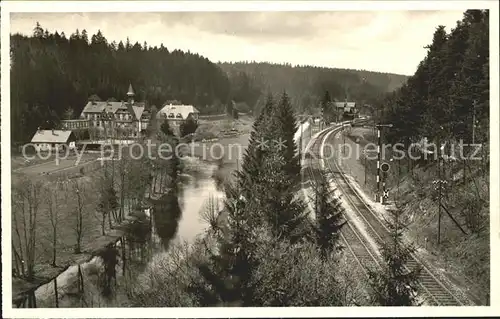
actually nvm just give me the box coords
[33,134,248,308]
[33,124,315,307]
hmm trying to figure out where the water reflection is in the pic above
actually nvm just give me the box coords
[97,245,119,298]
[49,161,226,307]
[151,192,182,250]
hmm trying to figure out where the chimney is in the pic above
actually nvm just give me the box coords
[52,129,55,135]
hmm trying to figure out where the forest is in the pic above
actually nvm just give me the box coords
[378,10,489,147]
[10,23,407,143]
[9,9,491,307]
[10,24,231,143]
[373,9,490,303]
[219,61,408,115]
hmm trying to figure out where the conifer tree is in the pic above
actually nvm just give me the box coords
[168,136,181,188]
[259,152,309,243]
[321,90,332,122]
[272,91,301,185]
[311,174,347,260]
[189,182,259,306]
[160,118,174,137]
[237,93,275,201]
[180,116,199,137]
[368,209,421,306]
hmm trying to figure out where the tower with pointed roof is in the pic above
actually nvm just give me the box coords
[127,83,135,105]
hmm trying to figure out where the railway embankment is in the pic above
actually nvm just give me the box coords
[328,125,488,305]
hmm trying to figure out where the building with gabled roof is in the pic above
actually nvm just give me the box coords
[333,101,357,113]
[156,103,200,136]
[61,84,149,140]
[157,103,200,121]
[31,129,76,151]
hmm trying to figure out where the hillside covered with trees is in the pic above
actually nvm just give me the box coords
[378,10,489,146]
[10,24,231,143]
[10,23,409,143]
[219,61,408,114]
[129,92,420,307]
[373,9,490,303]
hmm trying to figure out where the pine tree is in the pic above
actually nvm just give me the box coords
[188,182,259,306]
[258,152,309,243]
[63,107,74,120]
[272,91,301,185]
[33,22,44,38]
[236,93,275,200]
[179,117,199,137]
[368,209,421,306]
[168,137,181,187]
[321,90,332,122]
[421,25,449,139]
[311,174,347,260]
[160,118,173,136]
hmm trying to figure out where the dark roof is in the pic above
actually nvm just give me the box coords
[80,101,145,120]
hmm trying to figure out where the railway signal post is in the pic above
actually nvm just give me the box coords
[380,162,390,205]
[375,123,393,203]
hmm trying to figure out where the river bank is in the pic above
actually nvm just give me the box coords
[14,119,319,308]
[17,148,232,308]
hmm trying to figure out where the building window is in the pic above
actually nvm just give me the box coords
[176,113,182,118]
[168,113,174,118]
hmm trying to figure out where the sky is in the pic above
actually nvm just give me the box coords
[10,11,465,75]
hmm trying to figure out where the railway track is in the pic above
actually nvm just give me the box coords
[316,125,471,306]
[303,127,381,280]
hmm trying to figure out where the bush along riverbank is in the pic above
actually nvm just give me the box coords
[12,133,183,308]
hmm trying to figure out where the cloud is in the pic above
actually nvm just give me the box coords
[158,12,325,42]
[9,11,465,75]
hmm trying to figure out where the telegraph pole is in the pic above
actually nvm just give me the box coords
[376,127,381,203]
[364,152,367,186]
[438,135,441,245]
[298,121,301,161]
[341,121,345,155]
[472,99,477,145]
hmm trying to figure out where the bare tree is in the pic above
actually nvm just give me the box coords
[117,156,128,222]
[72,180,85,254]
[11,177,43,280]
[200,194,222,236]
[97,174,118,235]
[46,183,60,267]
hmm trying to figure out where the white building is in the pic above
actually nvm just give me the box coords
[156,103,200,122]
[30,129,77,151]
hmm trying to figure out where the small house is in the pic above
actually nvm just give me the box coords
[333,101,359,120]
[30,129,77,152]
